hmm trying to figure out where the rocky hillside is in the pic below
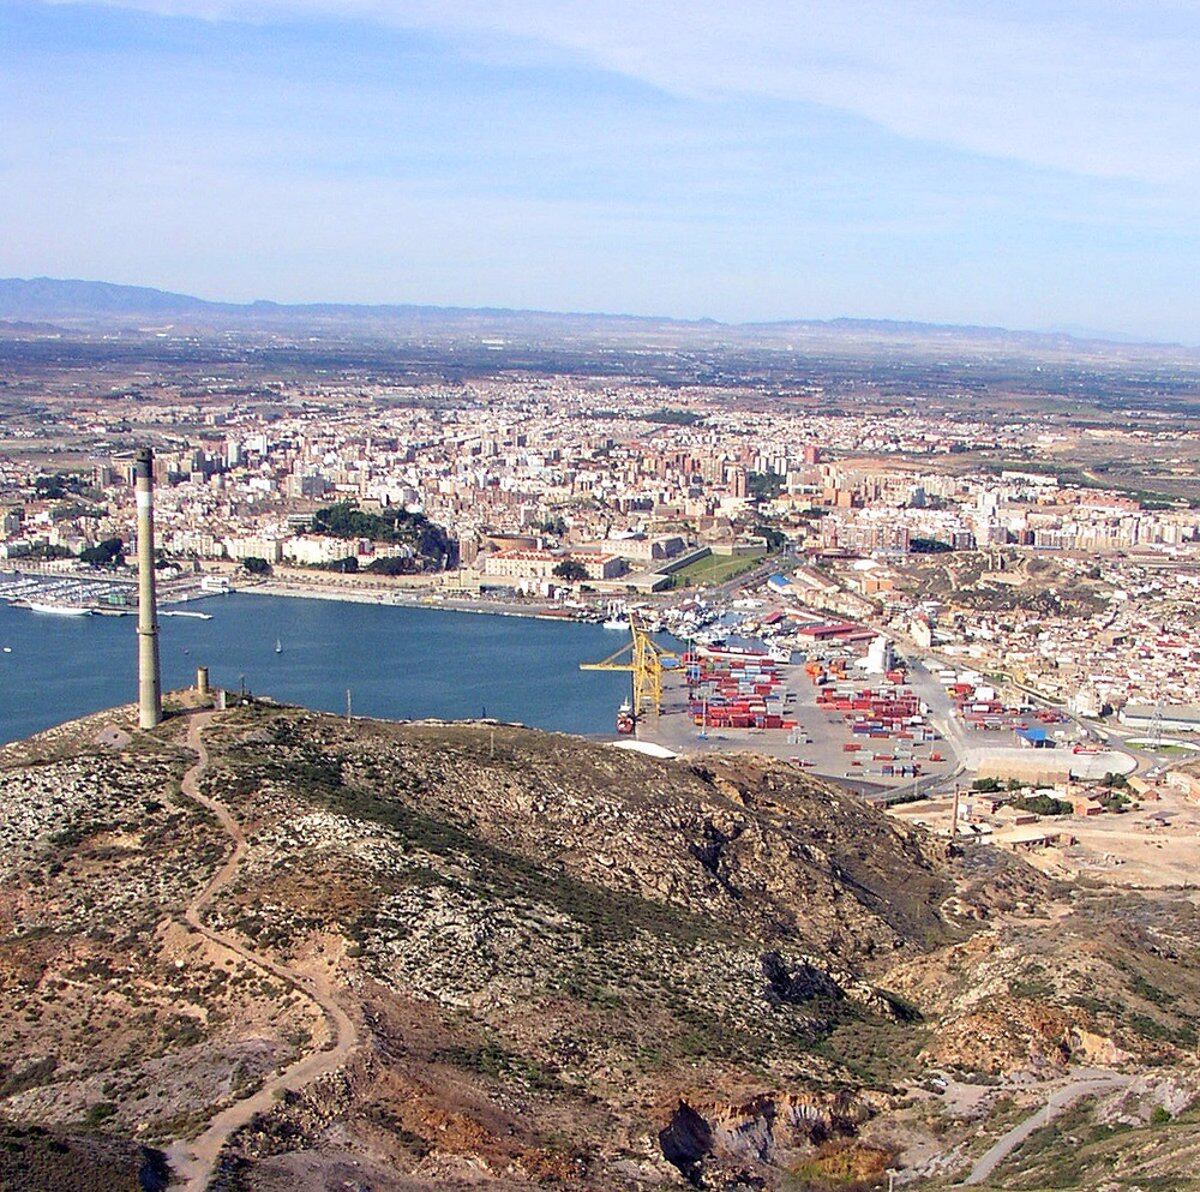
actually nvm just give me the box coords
[2,702,1199,1190]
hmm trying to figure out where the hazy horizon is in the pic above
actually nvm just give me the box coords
[3,2,1199,341]
[0,273,1188,347]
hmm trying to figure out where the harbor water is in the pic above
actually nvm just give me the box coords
[0,592,637,746]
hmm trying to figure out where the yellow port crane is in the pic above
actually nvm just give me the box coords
[580,611,677,720]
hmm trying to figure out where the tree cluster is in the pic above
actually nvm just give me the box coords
[553,559,589,582]
[79,537,123,567]
[311,502,451,567]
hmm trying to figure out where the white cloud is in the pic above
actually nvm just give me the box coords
[36,0,1200,183]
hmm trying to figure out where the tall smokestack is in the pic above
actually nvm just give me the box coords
[135,447,162,728]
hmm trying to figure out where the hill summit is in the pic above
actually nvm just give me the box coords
[2,702,1199,1190]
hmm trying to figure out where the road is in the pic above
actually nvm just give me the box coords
[962,1070,1130,1186]
[166,711,359,1191]
[879,625,1145,797]
[903,656,972,796]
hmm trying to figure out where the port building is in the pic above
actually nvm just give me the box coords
[1119,704,1200,733]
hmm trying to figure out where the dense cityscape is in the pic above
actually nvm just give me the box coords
[3,347,1197,730]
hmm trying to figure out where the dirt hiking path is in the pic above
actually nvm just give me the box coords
[165,711,358,1190]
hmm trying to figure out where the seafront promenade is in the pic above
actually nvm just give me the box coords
[253,577,589,622]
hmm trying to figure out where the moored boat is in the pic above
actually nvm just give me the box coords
[615,701,635,734]
[24,602,92,617]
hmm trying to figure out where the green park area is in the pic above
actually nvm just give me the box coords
[667,551,766,589]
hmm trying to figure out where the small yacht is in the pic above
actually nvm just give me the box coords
[602,599,629,631]
[27,602,91,617]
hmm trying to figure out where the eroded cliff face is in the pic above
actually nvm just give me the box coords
[3,703,1200,1190]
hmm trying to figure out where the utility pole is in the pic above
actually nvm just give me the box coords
[346,688,352,722]
[1149,697,1164,751]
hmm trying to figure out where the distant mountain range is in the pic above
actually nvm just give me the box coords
[0,276,698,326]
[0,275,1176,351]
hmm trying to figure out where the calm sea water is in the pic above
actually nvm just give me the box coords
[0,593,637,745]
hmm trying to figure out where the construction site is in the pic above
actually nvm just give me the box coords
[889,777,1200,888]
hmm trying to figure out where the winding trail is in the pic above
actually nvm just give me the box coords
[165,711,359,1191]
[962,1069,1131,1186]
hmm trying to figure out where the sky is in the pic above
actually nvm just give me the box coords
[1,1,1198,339]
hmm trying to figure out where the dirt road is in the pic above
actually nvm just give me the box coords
[962,1069,1130,1186]
[165,711,359,1191]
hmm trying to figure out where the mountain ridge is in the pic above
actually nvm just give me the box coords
[0,276,1175,350]
[4,701,1200,1189]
